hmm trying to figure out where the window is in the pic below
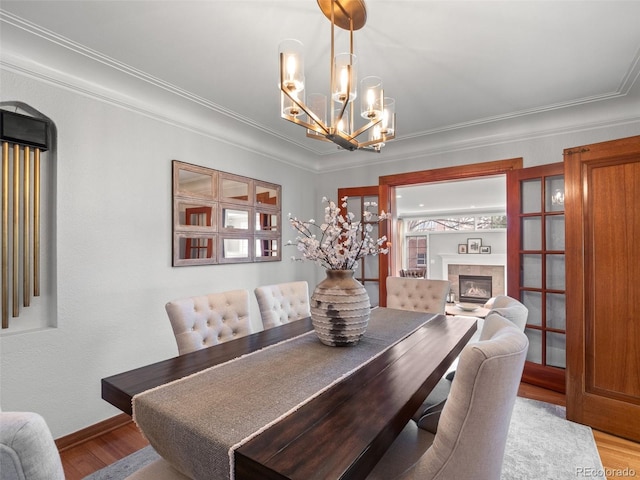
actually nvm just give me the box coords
[406,236,428,269]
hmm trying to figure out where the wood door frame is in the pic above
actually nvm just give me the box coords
[378,158,523,306]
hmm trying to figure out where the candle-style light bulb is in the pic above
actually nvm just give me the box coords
[287,55,297,82]
[333,53,357,103]
[360,76,382,120]
[367,89,374,113]
[279,39,304,93]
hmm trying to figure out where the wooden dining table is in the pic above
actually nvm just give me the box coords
[102,308,476,480]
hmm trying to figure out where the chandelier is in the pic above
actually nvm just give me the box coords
[278,0,396,152]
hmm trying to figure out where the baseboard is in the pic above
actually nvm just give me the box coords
[55,413,133,452]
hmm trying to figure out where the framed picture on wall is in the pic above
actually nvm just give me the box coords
[458,244,467,254]
[467,238,482,254]
[480,246,491,254]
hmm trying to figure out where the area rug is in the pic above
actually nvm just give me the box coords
[84,397,603,479]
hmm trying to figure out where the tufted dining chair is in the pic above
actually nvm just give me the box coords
[254,281,310,330]
[484,295,529,331]
[386,277,450,314]
[411,295,529,434]
[165,289,252,355]
[367,313,528,480]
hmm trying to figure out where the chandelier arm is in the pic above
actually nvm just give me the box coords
[282,113,328,134]
[280,94,331,134]
[350,117,381,139]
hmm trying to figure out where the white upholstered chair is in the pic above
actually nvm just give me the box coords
[484,295,529,331]
[254,281,310,330]
[165,289,252,355]
[386,277,450,314]
[412,296,529,434]
[0,410,65,480]
[367,314,528,480]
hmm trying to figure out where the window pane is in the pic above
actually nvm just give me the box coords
[525,328,542,363]
[364,282,380,308]
[364,254,379,277]
[546,215,565,250]
[546,293,566,330]
[477,215,506,229]
[406,236,427,269]
[522,217,541,250]
[545,175,565,213]
[522,291,541,326]
[522,179,541,214]
[546,254,565,290]
[521,254,542,288]
[547,332,566,368]
[345,197,362,217]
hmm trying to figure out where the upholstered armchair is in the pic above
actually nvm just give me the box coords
[399,268,426,278]
[165,289,252,355]
[254,281,310,330]
[484,295,529,331]
[386,277,450,314]
[412,295,529,435]
[0,410,65,480]
[367,314,529,479]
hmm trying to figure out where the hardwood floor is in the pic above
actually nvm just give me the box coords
[60,384,640,480]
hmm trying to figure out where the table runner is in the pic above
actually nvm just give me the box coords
[133,308,434,480]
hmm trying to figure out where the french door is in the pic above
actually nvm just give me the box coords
[507,163,566,393]
[337,186,389,307]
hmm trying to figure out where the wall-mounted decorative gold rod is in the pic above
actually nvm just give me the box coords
[2,141,8,328]
[23,146,30,307]
[12,143,19,318]
[34,148,40,297]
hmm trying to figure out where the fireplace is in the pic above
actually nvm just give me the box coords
[459,275,492,304]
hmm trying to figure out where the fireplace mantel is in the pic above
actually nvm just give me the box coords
[440,254,507,286]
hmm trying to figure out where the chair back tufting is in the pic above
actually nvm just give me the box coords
[165,289,251,355]
[386,277,450,314]
[254,281,310,330]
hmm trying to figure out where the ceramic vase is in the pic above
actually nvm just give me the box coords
[310,269,370,346]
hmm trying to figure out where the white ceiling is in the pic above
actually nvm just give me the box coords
[1,1,640,172]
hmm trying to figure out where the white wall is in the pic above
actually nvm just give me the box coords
[0,69,319,438]
[427,231,506,280]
